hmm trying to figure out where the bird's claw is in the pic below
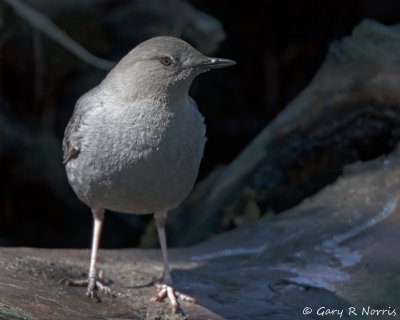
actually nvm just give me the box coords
[151,283,196,313]
[61,270,114,300]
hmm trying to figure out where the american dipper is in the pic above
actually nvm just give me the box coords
[62,36,235,310]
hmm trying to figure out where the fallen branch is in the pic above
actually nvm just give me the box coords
[3,0,115,70]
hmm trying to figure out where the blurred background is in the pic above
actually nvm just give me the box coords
[1,0,400,249]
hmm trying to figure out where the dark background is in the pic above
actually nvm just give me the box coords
[1,0,400,248]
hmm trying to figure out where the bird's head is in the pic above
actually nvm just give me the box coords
[102,36,235,102]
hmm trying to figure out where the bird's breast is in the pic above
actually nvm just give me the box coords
[67,99,206,214]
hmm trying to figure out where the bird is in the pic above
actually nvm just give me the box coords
[62,36,235,311]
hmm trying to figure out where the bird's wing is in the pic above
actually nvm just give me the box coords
[62,87,100,164]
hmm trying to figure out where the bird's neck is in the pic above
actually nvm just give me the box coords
[101,77,193,108]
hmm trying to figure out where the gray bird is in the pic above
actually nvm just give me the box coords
[62,36,235,310]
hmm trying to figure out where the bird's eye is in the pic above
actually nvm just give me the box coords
[160,56,172,66]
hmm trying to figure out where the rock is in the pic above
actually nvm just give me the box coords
[1,148,400,319]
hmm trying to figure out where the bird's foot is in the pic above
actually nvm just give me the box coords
[151,282,196,313]
[61,270,113,300]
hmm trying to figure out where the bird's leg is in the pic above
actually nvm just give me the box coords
[62,208,112,298]
[155,211,172,284]
[86,208,112,297]
[151,211,195,312]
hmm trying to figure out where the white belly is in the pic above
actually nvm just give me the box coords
[65,98,206,214]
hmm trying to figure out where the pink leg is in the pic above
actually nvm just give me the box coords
[154,211,172,284]
[63,208,112,298]
[151,211,195,312]
[86,208,108,297]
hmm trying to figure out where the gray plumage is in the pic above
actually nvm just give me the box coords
[63,36,234,214]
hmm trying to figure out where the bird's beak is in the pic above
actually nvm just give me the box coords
[199,57,236,69]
